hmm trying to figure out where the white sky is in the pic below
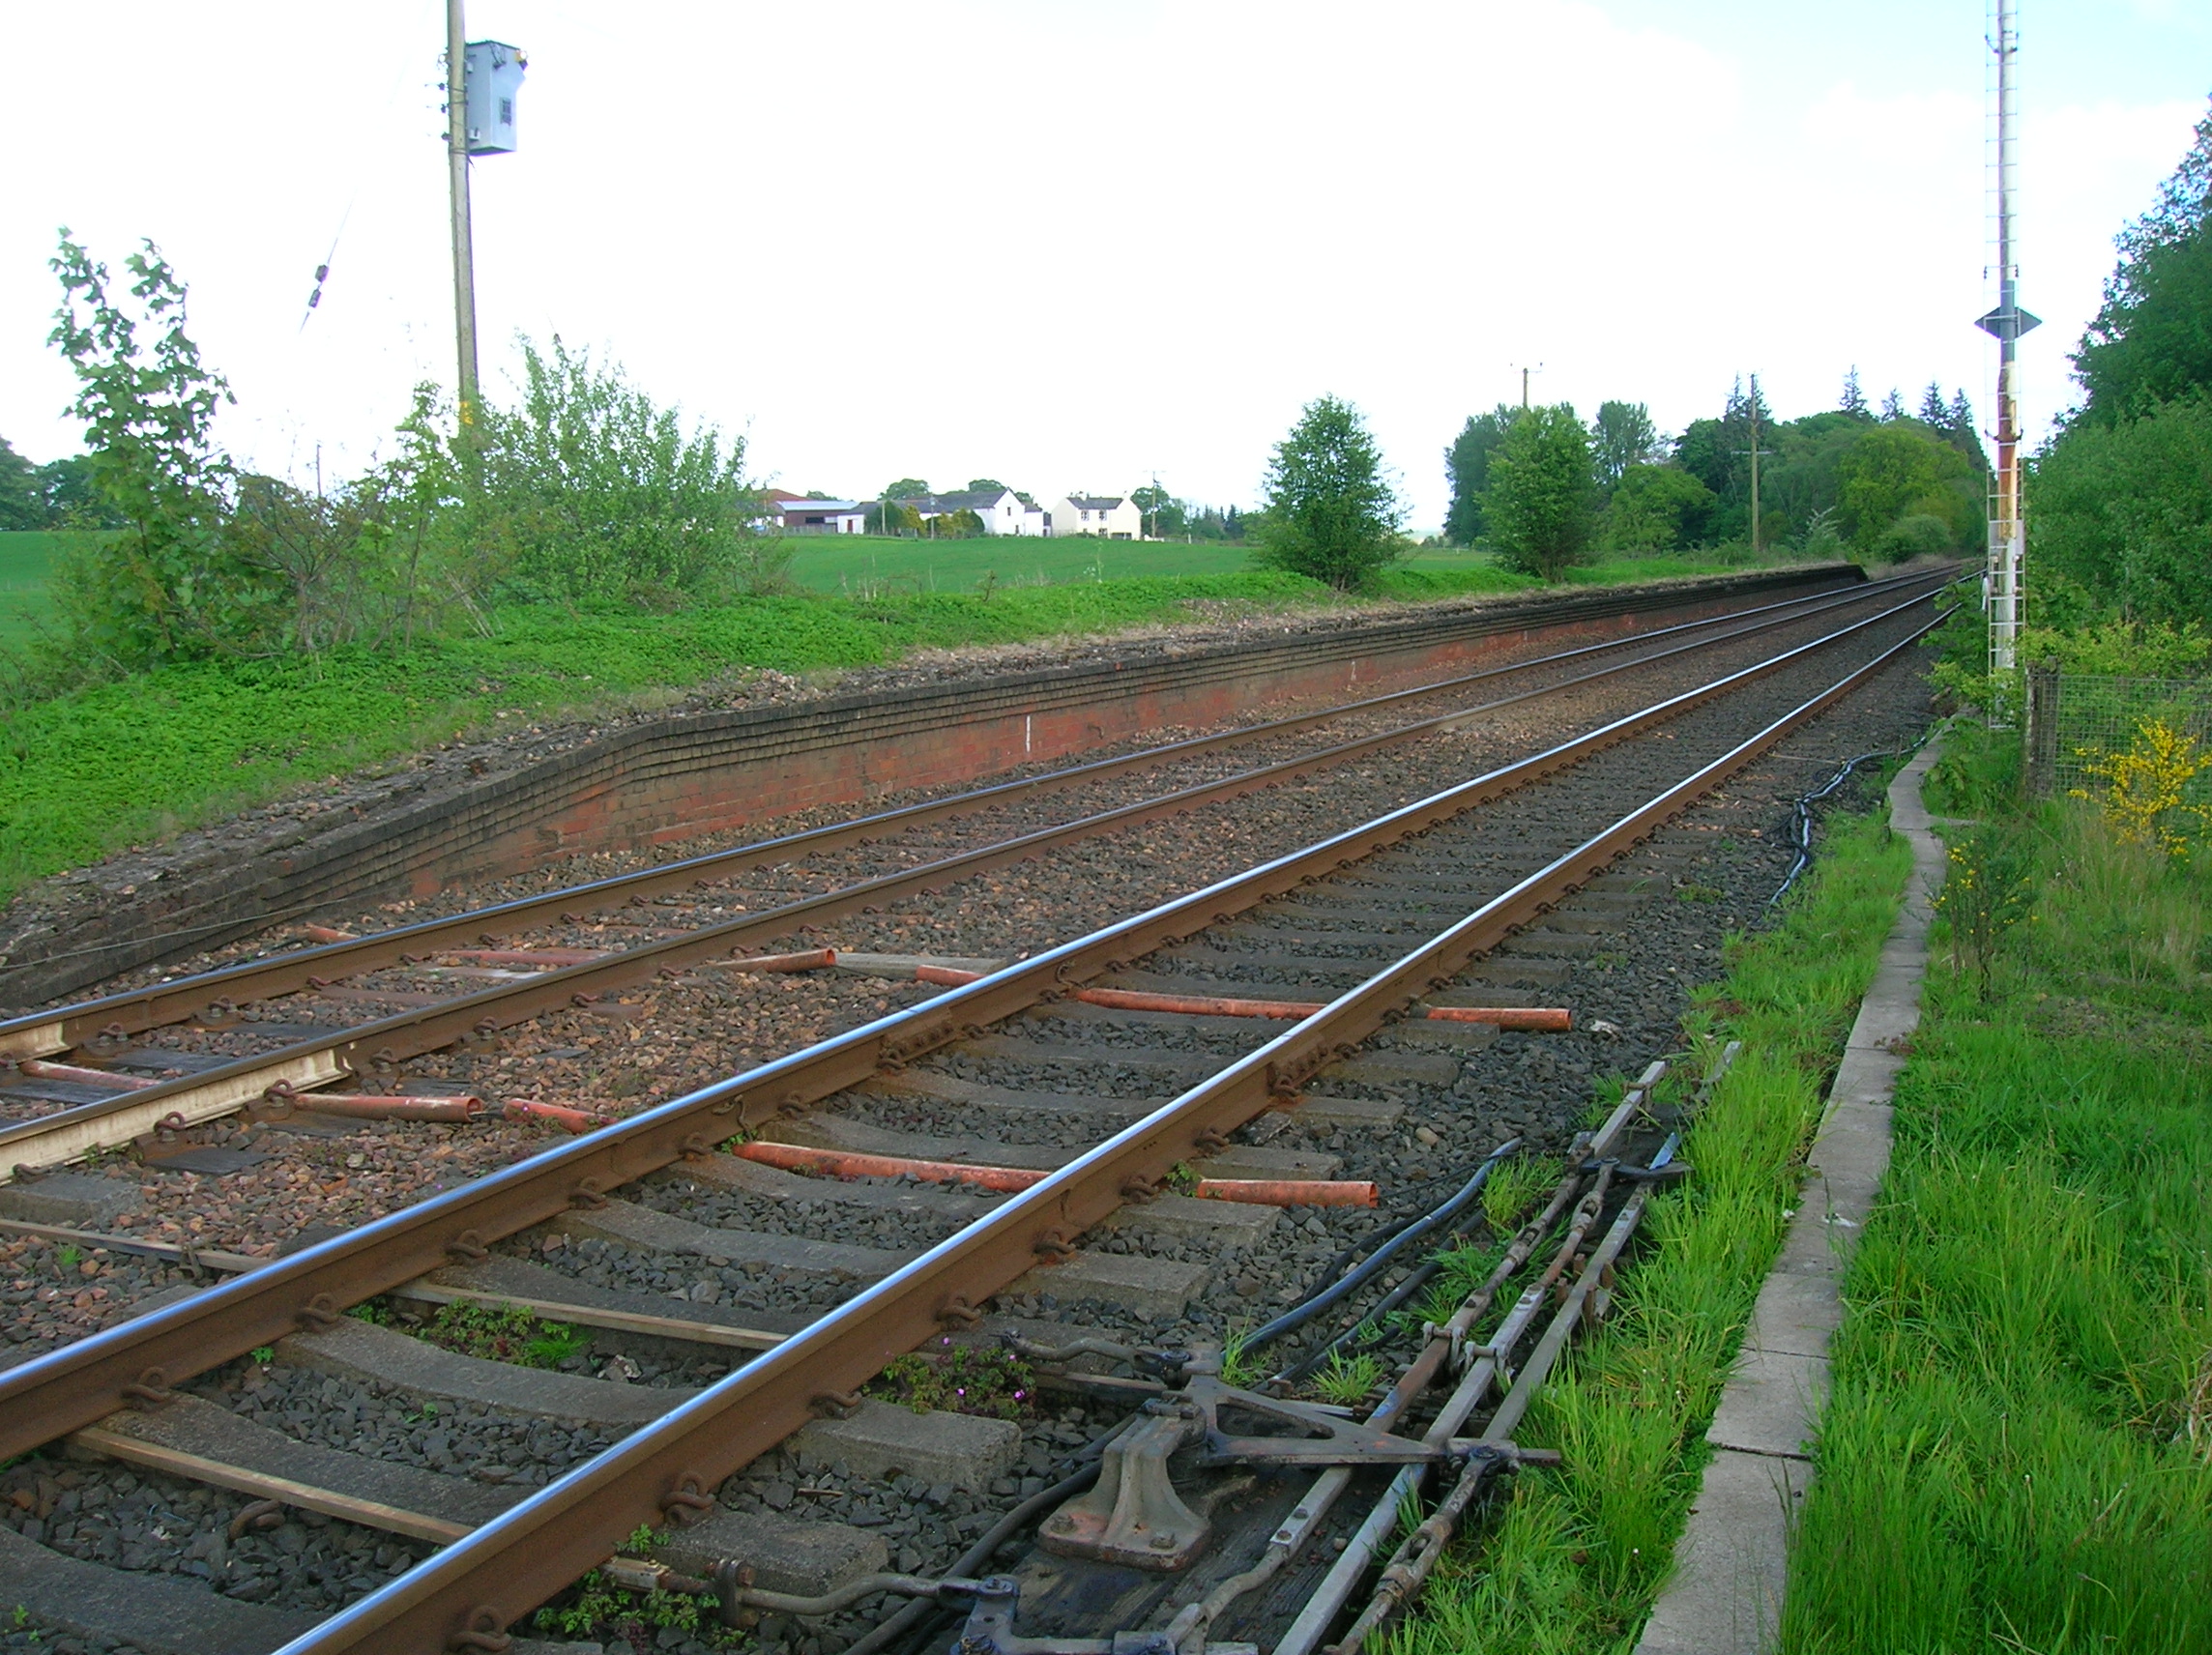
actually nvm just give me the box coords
[3,2,2206,531]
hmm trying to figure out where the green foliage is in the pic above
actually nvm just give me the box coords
[1479,1156,1554,1234]
[1836,423,1977,556]
[874,1342,1033,1418]
[418,1300,589,1369]
[2029,392,2212,628]
[924,508,985,539]
[1931,825,2034,993]
[534,1564,731,1643]
[54,1244,80,1270]
[44,232,272,668]
[1485,404,1595,580]
[1312,1350,1385,1408]
[1599,463,1713,554]
[249,1347,274,1366]
[1588,400,1661,487]
[2073,99,2212,423]
[1442,404,1519,545]
[473,336,771,606]
[1253,394,1407,590]
[1786,808,2212,1655]
[1872,511,1954,563]
[0,441,42,533]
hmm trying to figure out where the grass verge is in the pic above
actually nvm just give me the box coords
[1385,805,1913,1654]
[1781,795,2212,1651]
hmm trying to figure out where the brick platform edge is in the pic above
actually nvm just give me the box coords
[1,565,1863,1005]
[1631,734,1950,1655]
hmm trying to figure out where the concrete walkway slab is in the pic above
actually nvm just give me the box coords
[1633,737,1948,1655]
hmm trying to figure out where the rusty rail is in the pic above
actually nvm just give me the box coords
[261,605,1943,1653]
[0,580,1947,1180]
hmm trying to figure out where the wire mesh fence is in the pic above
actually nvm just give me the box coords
[2052,674,2212,802]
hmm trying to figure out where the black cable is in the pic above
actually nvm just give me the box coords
[843,1430,1119,1655]
[1769,727,1937,905]
[1241,1140,1518,1358]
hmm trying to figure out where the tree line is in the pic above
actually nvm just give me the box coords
[1444,375,1988,577]
[2027,99,2212,636]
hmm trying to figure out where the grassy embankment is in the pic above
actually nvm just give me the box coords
[1782,727,2212,1652]
[1388,803,1915,1654]
[777,533,1755,599]
[0,533,1807,908]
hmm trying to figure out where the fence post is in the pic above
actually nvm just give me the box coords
[2023,660,2059,799]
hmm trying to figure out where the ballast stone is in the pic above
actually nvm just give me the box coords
[794,1400,1020,1491]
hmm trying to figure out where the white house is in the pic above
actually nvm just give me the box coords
[1046,494,1143,539]
[898,488,1041,536]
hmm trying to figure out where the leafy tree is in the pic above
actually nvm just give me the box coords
[1485,403,1595,579]
[925,508,985,538]
[0,438,42,530]
[1589,401,1661,488]
[1836,423,1976,556]
[2028,392,2212,626]
[45,231,275,665]
[33,454,125,527]
[1442,404,1517,544]
[1252,394,1405,589]
[965,478,1007,493]
[2073,100,2212,423]
[1944,390,1989,473]
[1600,463,1713,553]
[884,478,930,503]
[1840,366,1870,419]
[1674,376,1775,541]
[865,500,921,536]
[1131,483,1185,537]
[473,335,767,604]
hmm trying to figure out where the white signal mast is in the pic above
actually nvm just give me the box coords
[1978,0,2037,679]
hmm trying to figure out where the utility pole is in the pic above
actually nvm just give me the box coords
[446,0,479,428]
[1978,0,2038,682]
[1733,374,1775,558]
[1513,362,1544,410]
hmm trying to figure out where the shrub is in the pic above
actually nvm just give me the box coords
[471,336,772,606]
[1873,512,1956,563]
[1486,404,1595,579]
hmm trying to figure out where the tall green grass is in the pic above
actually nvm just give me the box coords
[1784,808,2212,1654]
[1388,809,1913,1655]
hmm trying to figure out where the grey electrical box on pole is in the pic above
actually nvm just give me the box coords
[464,41,527,154]
[445,0,525,438]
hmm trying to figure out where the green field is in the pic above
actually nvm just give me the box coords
[781,533,1762,601]
[0,531,97,649]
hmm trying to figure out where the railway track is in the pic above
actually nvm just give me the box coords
[0,587,1941,1655]
[0,568,1940,1189]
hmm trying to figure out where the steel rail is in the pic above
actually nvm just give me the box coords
[0,569,1923,1060]
[0,581,1946,1179]
[0,596,1936,1524]
[268,608,1946,1654]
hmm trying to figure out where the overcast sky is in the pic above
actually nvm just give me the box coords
[4,2,2206,530]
